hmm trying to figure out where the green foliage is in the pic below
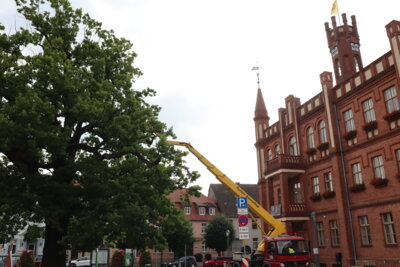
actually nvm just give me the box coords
[205,253,212,261]
[18,250,35,267]
[0,0,199,266]
[204,215,235,255]
[111,249,125,265]
[194,253,203,262]
[139,250,151,267]
[24,225,44,243]
[161,207,194,257]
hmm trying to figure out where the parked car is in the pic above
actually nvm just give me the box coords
[67,256,90,267]
[167,256,197,267]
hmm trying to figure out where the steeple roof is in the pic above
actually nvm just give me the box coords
[254,88,269,121]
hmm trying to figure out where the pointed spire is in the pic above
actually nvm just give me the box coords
[254,88,269,123]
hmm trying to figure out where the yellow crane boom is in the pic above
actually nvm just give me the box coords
[167,140,286,238]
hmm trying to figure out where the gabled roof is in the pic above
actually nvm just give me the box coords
[167,189,218,220]
[168,189,216,205]
[207,183,259,217]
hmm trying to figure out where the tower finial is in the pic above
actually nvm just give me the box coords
[251,62,261,90]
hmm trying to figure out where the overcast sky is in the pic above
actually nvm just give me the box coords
[2,0,400,195]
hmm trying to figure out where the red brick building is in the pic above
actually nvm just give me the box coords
[254,14,400,267]
[167,189,219,259]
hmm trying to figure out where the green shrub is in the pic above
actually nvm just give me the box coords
[139,250,151,267]
[194,253,203,262]
[205,253,212,261]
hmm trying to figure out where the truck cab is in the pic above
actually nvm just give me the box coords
[261,235,310,267]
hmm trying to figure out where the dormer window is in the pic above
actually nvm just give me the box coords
[199,207,206,216]
[209,207,215,215]
[184,206,191,215]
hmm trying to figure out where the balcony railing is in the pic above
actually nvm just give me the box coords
[265,154,304,175]
[270,203,308,218]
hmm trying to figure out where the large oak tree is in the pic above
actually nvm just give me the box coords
[0,0,199,266]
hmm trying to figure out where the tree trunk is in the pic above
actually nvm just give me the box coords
[41,220,68,267]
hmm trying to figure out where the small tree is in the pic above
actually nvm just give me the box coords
[161,208,194,258]
[204,253,212,261]
[204,215,234,256]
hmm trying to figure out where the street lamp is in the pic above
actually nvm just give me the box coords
[226,230,230,256]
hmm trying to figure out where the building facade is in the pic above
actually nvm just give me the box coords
[254,14,400,267]
[166,189,219,261]
[208,183,263,254]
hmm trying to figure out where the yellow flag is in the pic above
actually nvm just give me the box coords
[331,0,339,15]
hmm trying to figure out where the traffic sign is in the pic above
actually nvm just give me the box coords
[238,227,249,233]
[237,208,248,215]
[237,197,248,209]
[238,215,249,226]
[239,233,250,240]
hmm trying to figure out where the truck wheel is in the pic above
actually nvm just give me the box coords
[233,262,241,267]
[261,263,271,267]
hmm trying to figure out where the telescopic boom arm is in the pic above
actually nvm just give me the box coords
[167,140,286,237]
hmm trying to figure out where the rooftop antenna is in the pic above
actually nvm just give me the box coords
[251,62,261,90]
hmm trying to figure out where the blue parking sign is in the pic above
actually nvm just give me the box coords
[237,197,248,209]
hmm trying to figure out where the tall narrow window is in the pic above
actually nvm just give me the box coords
[329,220,340,246]
[201,223,207,234]
[359,216,372,245]
[307,127,315,148]
[318,120,328,143]
[324,172,333,192]
[381,213,397,245]
[267,149,273,161]
[293,182,303,204]
[312,177,320,194]
[372,155,386,179]
[352,163,363,184]
[354,56,360,72]
[344,109,356,132]
[289,136,298,155]
[274,144,280,156]
[317,222,325,247]
[202,241,207,252]
[384,86,400,113]
[362,99,376,122]
[336,60,342,76]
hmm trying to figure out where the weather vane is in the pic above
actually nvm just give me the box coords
[251,62,261,90]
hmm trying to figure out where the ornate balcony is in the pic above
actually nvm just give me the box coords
[265,154,305,175]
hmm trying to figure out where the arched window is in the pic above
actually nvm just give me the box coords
[289,136,298,156]
[267,149,273,161]
[306,127,315,148]
[318,120,328,143]
[274,144,280,156]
